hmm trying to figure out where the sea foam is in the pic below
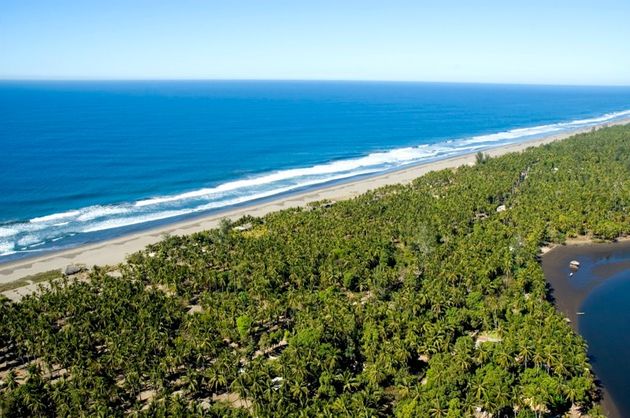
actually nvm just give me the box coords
[2,108,629,258]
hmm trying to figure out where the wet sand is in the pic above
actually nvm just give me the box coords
[542,239,630,418]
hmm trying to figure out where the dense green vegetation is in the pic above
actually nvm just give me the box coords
[1,126,629,417]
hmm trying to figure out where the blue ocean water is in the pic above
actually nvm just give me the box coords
[1,81,630,261]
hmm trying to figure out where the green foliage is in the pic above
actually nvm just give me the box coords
[236,315,253,340]
[1,126,629,416]
[476,151,490,165]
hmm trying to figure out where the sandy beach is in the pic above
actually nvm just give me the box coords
[2,118,629,285]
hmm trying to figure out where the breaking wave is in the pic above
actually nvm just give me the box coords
[1,109,629,258]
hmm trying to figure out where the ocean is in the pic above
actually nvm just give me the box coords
[1,80,630,262]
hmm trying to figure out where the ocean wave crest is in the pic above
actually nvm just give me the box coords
[2,108,629,258]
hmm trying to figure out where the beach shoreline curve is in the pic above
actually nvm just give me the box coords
[2,118,629,285]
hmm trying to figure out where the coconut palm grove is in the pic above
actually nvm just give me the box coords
[1,126,629,417]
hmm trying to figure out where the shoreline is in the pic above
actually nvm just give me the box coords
[541,237,630,326]
[542,239,630,418]
[2,118,629,285]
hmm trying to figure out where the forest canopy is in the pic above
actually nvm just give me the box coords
[1,126,629,417]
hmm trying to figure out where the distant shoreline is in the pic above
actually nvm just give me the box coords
[1,117,629,285]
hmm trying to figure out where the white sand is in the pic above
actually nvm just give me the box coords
[2,119,629,284]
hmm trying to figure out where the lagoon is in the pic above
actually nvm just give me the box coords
[543,240,630,418]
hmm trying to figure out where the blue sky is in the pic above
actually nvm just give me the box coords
[1,0,629,85]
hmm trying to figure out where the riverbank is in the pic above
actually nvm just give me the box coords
[542,239,630,418]
[2,118,630,285]
[541,237,630,325]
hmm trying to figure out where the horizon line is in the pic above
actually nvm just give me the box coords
[1,77,630,88]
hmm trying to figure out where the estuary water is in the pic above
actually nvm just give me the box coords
[543,241,630,418]
[579,264,630,417]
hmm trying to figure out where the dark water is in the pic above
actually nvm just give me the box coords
[580,267,630,417]
[543,242,630,418]
[2,81,630,260]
